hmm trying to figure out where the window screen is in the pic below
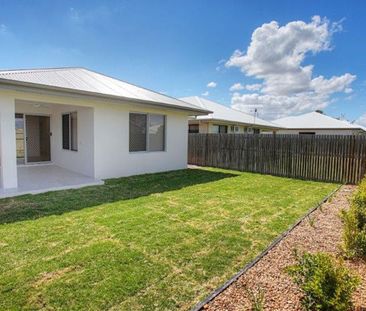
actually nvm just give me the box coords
[62,114,70,149]
[149,114,165,151]
[219,125,228,133]
[299,132,315,136]
[212,125,219,133]
[129,113,147,152]
[129,113,166,152]
[189,124,199,133]
[70,112,78,151]
[62,112,78,151]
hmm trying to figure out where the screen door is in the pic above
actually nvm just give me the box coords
[25,115,51,163]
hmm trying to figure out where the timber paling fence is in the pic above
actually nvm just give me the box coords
[188,134,366,184]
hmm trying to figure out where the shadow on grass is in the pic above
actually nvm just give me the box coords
[0,168,238,225]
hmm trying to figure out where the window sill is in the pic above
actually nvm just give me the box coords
[129,150,167,154]
[62,148,78,152]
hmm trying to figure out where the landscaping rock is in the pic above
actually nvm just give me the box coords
[206,185,366,310]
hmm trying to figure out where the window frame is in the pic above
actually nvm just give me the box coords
[129,112,166,153]
[299,132,316,136]
[62,111,78,152]
[189,124,199,134]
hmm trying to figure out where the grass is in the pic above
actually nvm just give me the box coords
[0,167,338,310]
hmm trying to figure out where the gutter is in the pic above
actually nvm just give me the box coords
[278,127,365,131]
[192,118,283,130]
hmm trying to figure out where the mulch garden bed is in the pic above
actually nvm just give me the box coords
[204,185,366,310]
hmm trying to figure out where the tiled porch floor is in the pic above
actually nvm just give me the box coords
[0,165,104,198]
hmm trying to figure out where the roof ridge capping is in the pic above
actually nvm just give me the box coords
[0,66,85,75]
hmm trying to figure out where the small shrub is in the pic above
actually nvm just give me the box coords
[341,179,366,258]
[308,215,316,228]
[287,251,359,311]
[245,286,265,311]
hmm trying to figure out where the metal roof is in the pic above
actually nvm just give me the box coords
[273,111,366,131]
[0,67,209,114]
[180,96,281,129]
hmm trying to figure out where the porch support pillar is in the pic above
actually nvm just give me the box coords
[0,96,18,189]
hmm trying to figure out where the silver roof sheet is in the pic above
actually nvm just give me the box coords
[0,67,209,114]
[274,111,365,130]
[181,96,281,129]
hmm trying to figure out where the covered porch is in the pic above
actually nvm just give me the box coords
[0,95,102,198]
[0,164,103,198]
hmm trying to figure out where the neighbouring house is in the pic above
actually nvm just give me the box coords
[0,67,209,197]
[180,96,281,134]
[273,111,366,136]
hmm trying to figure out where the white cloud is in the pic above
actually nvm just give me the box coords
[202,91,209,96]
[229,83,262,92]
[69,8,81,23]
[229,83,244,91]
[68,6,111,25]
[310,74,355,95]
[207,81,217,88]
[0,24,8,34]
[344,87,353,94]
[356,114,366,126]
[231,92,328,119]
[225,16,356,119]
[216,59,227,72]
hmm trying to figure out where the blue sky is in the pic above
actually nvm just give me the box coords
[0,0,365,123]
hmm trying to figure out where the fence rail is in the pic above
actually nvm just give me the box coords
[188,134,366,184]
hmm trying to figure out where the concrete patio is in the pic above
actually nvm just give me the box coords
[0,164,104,198]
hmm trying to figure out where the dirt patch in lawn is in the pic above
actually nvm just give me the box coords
[205,185,366,310]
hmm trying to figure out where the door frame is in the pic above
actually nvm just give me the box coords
[17,113,52,165]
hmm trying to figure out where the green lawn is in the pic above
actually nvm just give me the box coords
[0,168,337,310]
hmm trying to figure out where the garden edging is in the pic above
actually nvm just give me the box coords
[191,183,344,311]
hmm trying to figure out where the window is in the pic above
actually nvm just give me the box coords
[212,125,227,133]
[129,113,147,152]
[129,113,166,152]
[62,112,78,151]
[149,114,165,151]
[189,124,199,133]
[219,125,228,133]
[253,128,260,134]
[230,125,239,133]
[299,132,316,136]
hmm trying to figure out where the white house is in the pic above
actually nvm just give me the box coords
[273,111,366,135]
[0,67,209,197]
[180,96,280,134]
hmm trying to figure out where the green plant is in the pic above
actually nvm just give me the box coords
[287,252,359,311]
[341,179,366,258]
[246,286,265,311]
[308,215,316,228]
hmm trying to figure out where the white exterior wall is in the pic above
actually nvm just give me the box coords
[189,120,265,134]
[276,129,357,135]
[0,90,190,184]
[0,96,17,189]
[93,102,188,179]
[199,122,209,133]
[15,102,95,178]
[51,105,94,177]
